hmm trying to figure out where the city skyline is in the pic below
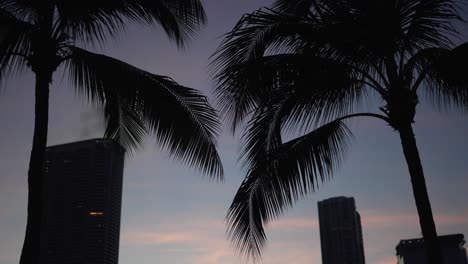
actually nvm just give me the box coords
[1,1,468,264]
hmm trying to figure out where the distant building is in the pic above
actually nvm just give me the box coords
[318,196,366,264]
[396,234,468,264]
[39,139,125,264]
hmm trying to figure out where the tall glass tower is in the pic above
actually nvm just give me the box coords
[39,139,125,264]
[318,196,365,264]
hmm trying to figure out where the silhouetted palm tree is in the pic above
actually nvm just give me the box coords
[211,0,467,263]
[0,1,223,263]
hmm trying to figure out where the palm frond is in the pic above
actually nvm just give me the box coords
[55,0,206,46]
[227,118,353,260]
[239,96,284,173]
[272,0,315,14]
[210,8,316,69]
[279,0,463,59]
[210,6,394,115]
[274,0,463,51]
[103,95,148,153]
[412,42,468,111]
[0,0,39,22]
[264,54,368,132]
[0,7,33,86]
[400,0,462,51]
[65,47,223,179]
[213,52,368,133]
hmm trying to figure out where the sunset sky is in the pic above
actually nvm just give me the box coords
[0,1,467,264]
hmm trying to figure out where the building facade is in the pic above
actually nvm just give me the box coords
[396,234,468,264]
[318,196,365,264]
[39,139,125,264]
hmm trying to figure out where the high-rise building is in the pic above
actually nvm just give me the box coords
[39,139,125,264]
[318,196,366,264]
[396,234,468,264]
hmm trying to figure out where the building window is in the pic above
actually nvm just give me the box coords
[89,212,104,216]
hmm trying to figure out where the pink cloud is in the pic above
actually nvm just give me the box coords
[436,214,468,226]
[263,242,322,264]
[122,222,237,264]
[121,217,231,252]
[121,215,324,264]
[360,212,417,228]
[122,230,200,246]
[269,217,319,230]
[120,211,467,264]
[191,242,322,264]
[360,210,468,229]
[375,256,398,264]
[192,245,233,264]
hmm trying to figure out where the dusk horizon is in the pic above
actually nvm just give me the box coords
[1,1,468,264]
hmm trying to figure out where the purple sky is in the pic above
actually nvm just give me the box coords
[1,1,467,264]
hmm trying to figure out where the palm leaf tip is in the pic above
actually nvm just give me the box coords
[226,175,267,261]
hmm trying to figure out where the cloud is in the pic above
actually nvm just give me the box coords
[359,210,468,229]
[122,230,200,246]
[120,210,468,264]
[192,245,233,264]
[263,210,467,234]
[120,215,324,264]
[436,214,468,226]
[191,242,321,264]
[375,256,397,264]
[269,217,318,230]
[121,221,237,264]
[121,217,231,250]
[360,212,416,229]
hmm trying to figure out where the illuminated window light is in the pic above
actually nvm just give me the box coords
[89,212,104,216]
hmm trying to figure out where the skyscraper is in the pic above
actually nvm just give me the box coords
[396,234,468,264]
[318,196,365,264]
[39,139,125,264]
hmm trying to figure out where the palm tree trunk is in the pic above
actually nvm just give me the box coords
[19,70,52,264]
[398,124,443,264]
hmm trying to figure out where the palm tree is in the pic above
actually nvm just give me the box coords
[0,1,223,263]
[211,0,467,263]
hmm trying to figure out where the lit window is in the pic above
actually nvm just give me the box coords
[89,212,104,216]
